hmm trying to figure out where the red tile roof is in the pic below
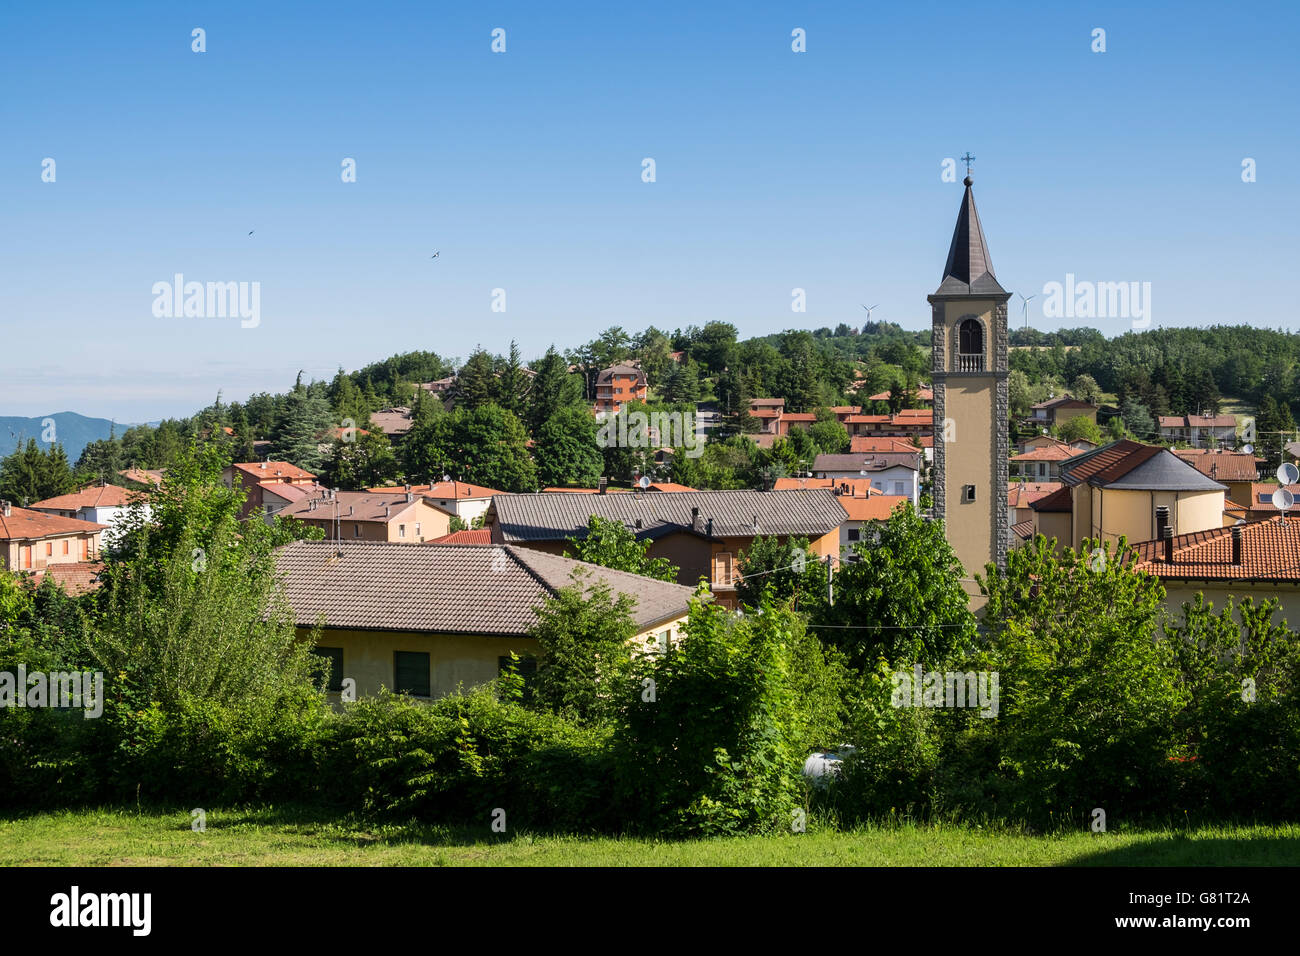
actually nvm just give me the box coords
[32,561,105,595]
[774,476,877,497]
[1158,414,1236,429]
[230,462,317,482]
[1132,516,1300,581]
[1008,482,1064,508]
[839,495,909,521]
[1059,439,1164,485]
[30,484,142,511]
[851,437,921,454]
[427,528,493,545]
[1172,449,1260,482]
[368,480,503,500]
[1010,445,1082,463]
[1030,484,1074,513]
[0,505,106,541]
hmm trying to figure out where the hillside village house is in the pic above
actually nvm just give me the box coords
[1026,394,1098,429]
[1009,441,1087,481]
[843,409,934,440]
[594,364,648,414]
[811,453,921,504]
[279,489,453,543]
[1132,514,1300,624]
[485,488,846,610]
[838,494,910,558]
[368,480,502,526]
[1018,434,1097,455]
[275,540,697,699]
[1244,482,1300,521]
[29,481,148,544]
[1027,439,1228,552]
[0,501,105,572]
[1158,414,1237,447]
[1008,482,1064,533]
[221,461,319,519]
[369,407,415,439]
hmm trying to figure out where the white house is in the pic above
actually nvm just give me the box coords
[28,483,149,546]
[811,453,921,505]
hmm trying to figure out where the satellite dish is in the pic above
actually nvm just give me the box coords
[1277,463,1299,486]
[1272,488,1294,513]
[1242,444,1254,456]
[441,473,451,483]
[638,475,651,489]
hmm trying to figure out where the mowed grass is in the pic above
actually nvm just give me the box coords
[1,808,1297,866]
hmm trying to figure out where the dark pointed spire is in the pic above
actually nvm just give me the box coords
[935,176,1006,296]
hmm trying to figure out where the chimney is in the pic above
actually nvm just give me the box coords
[1155,505,1169,543]
[598,477,608,495]
[691,506,700,530]
[259,462,267,470]
[1162,525,1174,564]
[752,515,759,534]
[1,500,9,518]
[405,483,411,493]
[1232,524,1243,566]
[706,517,713,538]
[406,491,414,503]
[384,505,391,519]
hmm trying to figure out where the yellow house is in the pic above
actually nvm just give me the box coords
[278,489,453,543]
[1029,439,1228,553]
[275,540,697,700]
[1131,515,1300,626]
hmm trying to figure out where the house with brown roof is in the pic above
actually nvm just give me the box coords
[31,561,105,596]
[0,501,105,572]
[1009,442,1088,481]
[811,452,922,503]
[1158,414,1236,448]
[221,461,320,519]
[368,479,502,525]
[1027,394,1098,429]
[594,364,648,414]
[774,476,877,498]
[1028,439,1227,552]
[484,489,846,609]
[278,490,454,543]
[1131,513,1300,624]
[29,481,148,544]
[275,540,697,699]
[369,407,415,439]
[838,494,910,558]
[428,528,493,546]
[1244,482,1300,521]
[1008,482,1064,527]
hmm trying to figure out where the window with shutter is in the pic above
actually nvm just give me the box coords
[394,651,431,697]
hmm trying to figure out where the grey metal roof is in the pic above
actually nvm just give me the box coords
[1099,452,1229,492]
[812,453,922,474]
[934,181,1007,296]
[490,489,847,543]
[275,540,697,636]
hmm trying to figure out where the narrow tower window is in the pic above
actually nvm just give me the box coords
[956,318,984,371]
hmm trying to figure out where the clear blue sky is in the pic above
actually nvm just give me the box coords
[2,0,1296,421]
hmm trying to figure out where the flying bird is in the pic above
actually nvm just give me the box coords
[430,251,440,258]
[248,231,254,237]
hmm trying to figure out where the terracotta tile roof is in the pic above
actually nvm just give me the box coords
[866,387,934,402]
[829,406,861,415]
[428,528,493,545]
[781,413,818,423]
[774,476,877,497]
[596,364,647,385]
[0,505,106,541]
[838,495,909,521]
[647,482,697,493]
[750,408,781,418]
[1131,516,1300,581]
[1010,445,1082,463]
[260,482,328,504]
[230,462,317,482]
[275,540,697,635]
[1172,449,1260,483]
[30,484,142,511]
[1008,482,1064,508]
[368,480,503,500]
[279,490,423,523]
[491,489,846,543]
[1246,483,1300,517]
[118,468,165,486]
[1030,484,1074,513]
[749,398,785,408]
[369,408,414,436]
[844,415,891,424]
[32,561,105,596]
[850,437,919,454]
[1011,519,1035,539]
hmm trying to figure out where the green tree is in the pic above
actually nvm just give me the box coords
[494,340,530,418]
[814,503,977,668]
[1119,397,1156,441]
[320,430,400,490]
[0,439,77,506]
[527,346,584,435]
[270,381,333,472]
[1056,415,1104,445]
[452,405,537,492]
[527,570,638,724]
[453,348,497,412]
[534,406,604,489]
[564,515,678,582]
[736,535,828,611]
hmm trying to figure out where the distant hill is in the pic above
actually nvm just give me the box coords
[0,412,138,463]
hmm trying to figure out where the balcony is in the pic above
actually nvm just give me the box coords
[956,353,985,372]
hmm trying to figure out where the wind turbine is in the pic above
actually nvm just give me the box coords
[860,304,880,319]
[1015,292,1037,332]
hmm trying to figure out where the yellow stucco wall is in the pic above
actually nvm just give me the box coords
[1160,583,1300,630]
[306,615,689,699]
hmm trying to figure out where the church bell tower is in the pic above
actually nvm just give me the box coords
[928,159,1010,593]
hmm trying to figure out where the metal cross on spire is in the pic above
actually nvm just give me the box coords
[960,152,976,177]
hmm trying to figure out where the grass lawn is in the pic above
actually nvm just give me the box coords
[2,808,1297,866]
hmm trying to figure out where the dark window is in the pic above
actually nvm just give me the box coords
[958,318,983,355]
[311,647,344,693]
[847,528,860,541]
[962,484,977,503]
[498,654,538,702]
[395,651,431,697]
